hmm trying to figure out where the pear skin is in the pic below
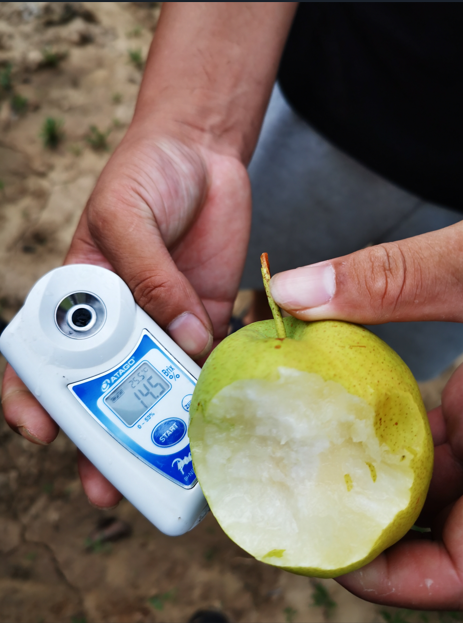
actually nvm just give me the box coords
[189,318,434,578]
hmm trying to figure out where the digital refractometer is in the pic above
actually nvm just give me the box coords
[0,265,209,535]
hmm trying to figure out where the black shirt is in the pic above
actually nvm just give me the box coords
[278,3,463,211]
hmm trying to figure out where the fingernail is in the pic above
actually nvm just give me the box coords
[269,263,335,310]
[17,425,49,446]
[167,313,213,358]
[88,498,120,511]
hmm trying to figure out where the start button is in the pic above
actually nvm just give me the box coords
[152,418,187,448]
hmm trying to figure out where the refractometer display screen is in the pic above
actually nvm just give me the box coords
[104,362,170,426]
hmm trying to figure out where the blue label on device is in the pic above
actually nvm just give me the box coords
[69,331,197,489]
[152,418,187,448]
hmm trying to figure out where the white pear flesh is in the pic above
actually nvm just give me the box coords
[189,319,434,578]
[194,367,414,571]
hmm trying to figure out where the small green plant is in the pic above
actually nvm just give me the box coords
[112,92,122,104]
[25,552,37,562]
[0,180,4,191]
[379,609,458,623]
[40,117,64,149]
[410,524,431,534]
[41,47,66,68]
[42,482,54,495]
[84,537,112,554]
[11,93,28,114]
[204,547,216,561]
[148,590,175,612]
[127,25,142,38]
[310,582,337,618]
[0,63,12,92]
[68,144,82,156]
[128,48,144,69]
[379,610,418,623]
[86,125,111,151]
[70,616,87,623]
[283,606,298,623]
[439,613,463,623]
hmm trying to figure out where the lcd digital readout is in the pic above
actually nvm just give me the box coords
[104,362,170,426]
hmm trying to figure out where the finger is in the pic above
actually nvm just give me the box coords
[170,153,251,341]
[269,222,463,323]
[1,212,110,448]
[419,441,463,524]
[3,367,121,508]
[77,451,122,510]
[441,363,463,461]
[2,364,59,444]
[418,405,463,522]
[337,539,463,609]
[427,406,446,447]
[393,403,463,527]
[85,145,214,359]
[418,364,463,520]
[65,208,114,269]
[338,499,463,609]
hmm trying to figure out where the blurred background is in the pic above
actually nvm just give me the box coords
[0,3,461,622]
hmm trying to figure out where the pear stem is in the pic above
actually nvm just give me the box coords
[261,252,286,339]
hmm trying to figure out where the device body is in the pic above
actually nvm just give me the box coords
[0,265,208,536]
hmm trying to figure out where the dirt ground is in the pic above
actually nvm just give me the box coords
[0,4,461,623]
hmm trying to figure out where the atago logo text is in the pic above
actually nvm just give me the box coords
[101,358,136,392]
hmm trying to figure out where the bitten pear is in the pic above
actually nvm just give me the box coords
[188,256,433,578]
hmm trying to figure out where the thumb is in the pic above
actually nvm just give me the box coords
[65,192,213,360]
[269,223,463,324]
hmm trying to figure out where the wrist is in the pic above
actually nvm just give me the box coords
[130,2,297,165]
[132,87,257,164]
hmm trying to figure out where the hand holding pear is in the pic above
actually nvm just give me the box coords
[189,254,433,577]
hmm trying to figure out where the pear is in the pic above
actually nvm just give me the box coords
[189,254,433,578]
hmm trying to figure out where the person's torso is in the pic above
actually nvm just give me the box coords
[278,3,463,210]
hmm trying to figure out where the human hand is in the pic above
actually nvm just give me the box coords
[1,127,251,508]
[269,224,463,326]
[2,1,296,511]
[336,363,463,610]
[270,226,463,608]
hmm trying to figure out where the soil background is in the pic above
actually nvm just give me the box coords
[0,4,461,623]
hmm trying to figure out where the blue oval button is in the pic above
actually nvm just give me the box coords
[152,418,187,448]
[182,394,193,412]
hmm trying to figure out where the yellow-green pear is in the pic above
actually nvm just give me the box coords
[189,255,433,578]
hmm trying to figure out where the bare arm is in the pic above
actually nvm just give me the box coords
[134,2,298,162]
